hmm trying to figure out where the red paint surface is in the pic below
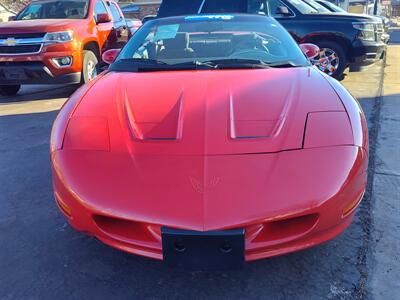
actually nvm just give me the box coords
[50,66,368,261]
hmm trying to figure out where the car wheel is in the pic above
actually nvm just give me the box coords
[0,85,21,96]
[81,50,99,83]
[311,41,347,79]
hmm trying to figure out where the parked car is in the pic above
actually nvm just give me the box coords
[301,0,332,13]
[156,0,387,78]
[314,0,347,12]
[51,14,368,268]
[314,0,390,43]
[126,18,142,35]
[120,3,140,14]
[0,0,133,96]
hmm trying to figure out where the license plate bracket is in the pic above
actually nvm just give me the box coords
[162,227,245,270]
[3,68,27,80]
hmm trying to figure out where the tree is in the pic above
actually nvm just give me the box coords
[0,0,30,13]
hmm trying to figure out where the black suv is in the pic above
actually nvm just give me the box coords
[313,0,390,43]
[156,0,386,78]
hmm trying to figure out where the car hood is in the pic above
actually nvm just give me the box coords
[306,12,380,22]
[0,19,86,33]
[72,67,345,155]
[55,67,360,231]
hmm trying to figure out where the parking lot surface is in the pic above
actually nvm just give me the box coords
[0,31,399,300]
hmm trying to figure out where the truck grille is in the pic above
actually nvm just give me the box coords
[0,33,45,55]
[375,23,383,42]
[0,45,42,54]
[0,33,46,39]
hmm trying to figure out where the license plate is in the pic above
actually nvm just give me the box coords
[3,68,27,80]
[162,227,245,270]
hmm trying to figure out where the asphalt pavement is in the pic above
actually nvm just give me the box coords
[0,31,399,300]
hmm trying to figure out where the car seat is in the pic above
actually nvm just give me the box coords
[158,33,195,59]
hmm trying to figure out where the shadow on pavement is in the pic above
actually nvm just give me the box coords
[0,84,78,104]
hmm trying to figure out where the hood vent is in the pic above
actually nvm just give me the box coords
[124,89,184,141]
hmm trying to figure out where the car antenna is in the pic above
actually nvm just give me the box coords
[198,0,206,14]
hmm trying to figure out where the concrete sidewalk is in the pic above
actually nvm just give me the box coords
[367,41,400,298]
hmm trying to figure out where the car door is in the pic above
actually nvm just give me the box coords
[248,0,300,41]
[93,0,115,52]
[107,1,129,48]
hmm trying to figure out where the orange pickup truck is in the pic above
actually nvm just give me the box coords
[0,0,140,95]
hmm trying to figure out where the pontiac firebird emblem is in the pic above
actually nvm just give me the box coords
[4,38,18,46]
[189,176,221,194]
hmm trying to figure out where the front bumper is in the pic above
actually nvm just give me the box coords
[349,39,387,72]
[382,33,390,44]
[51,146,368,265]
[0,43,82,85]
[0,61,81,85]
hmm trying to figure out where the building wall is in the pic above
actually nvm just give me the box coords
[120,1,160,19]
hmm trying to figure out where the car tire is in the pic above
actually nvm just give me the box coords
[81,50,99,83]
[312,41,347,79]
[0,85,21,96]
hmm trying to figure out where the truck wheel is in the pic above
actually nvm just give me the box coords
[312,41,347,79]
[0,85,21,96]
[81,50,99,83]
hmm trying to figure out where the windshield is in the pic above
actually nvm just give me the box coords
[320,1,346,12]
[113,15,309,72]
[286,0,319,14]
[302,0,331,12]
[17,0,90,20]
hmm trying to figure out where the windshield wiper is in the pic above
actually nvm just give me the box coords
[110,58,301,72]
[194,59,301,69]
[181,59,272,70]
[266,61,301,68]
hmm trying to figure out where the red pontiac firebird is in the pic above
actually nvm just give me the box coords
[51,14,368,269]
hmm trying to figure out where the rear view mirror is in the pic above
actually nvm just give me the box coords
[102,49,121,65]
[276,6,291,16]
[96,13,112,24]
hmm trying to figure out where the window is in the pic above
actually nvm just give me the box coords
[18,4,41,20]
[118,16,309,68]
[303,0,331,12]
[285,0,318,14]
[109,2,122,21]
[94,0,108,16]
[266,0,293,16]
[17,0,89,20]
[248,0,268,15]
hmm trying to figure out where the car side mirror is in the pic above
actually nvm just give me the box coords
[102,49,121,64]
[276,6,291,16]
[8,16,16,21]
[299,43,320,59]
[96,13,112,24]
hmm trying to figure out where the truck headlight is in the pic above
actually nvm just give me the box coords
[352,22,375,41]
[44,31,73,44]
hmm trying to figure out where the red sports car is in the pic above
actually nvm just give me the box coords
[51,14,368,269]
